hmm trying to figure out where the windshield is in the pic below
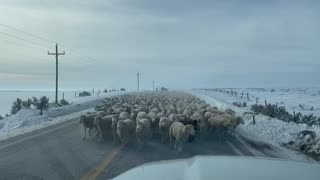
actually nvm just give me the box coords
[0,0,319,179]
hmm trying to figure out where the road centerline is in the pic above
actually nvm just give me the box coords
[80,145,123,180]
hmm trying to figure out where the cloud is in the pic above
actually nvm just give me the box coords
[0,0,319,89]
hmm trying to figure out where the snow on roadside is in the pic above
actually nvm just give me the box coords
[0,108,93,141]
[190,90,320,161]
[45,92,127,118]
[0,91,128,141]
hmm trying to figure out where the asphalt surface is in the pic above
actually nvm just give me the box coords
[0,117,277,180]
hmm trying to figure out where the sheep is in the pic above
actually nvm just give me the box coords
[225,108,236,116]
[190,111,205,122]
[169,122,195,153]
[112,115,120,144]
[227,116,244,136]
[130,109,138,121]
[114,107,125,114]
[207,113,241,138]
[190,111,207,136]
[157,111,166,119]
[150,107,159,114]
[159,117,173,143]
[136,118,152,150]
[136,111,148,122]
[148,111,160,130]
[168,113,178,122]
[204,111,213,120]
[94,115,113,142]
[95,105,112,112]
[179,116,199,142]
[117,119,136,146]
[96,111,107,117]
[119,111,130,120]
[79,114,97,140]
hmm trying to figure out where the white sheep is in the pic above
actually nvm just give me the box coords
[169,122,195,153]
[119,111,130,120]
[159,117,173,143]
[225,108,236,116]
[117,119,136,146]
[207,113,242,138]
[136,118,152,150]
[95,111,107,117]
[168,113,178,122]
[112,115,119,144]
[136,111,147,122]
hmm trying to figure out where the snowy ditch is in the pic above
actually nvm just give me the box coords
[0,91,127,141]
[191,90,320,161]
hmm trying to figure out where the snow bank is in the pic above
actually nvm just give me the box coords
[45,92,127,118]
[0,91,128,141]
[190,90,320,148]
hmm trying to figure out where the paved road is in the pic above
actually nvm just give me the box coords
[0,117,276,180]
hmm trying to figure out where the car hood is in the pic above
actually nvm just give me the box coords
[113,156,320,180]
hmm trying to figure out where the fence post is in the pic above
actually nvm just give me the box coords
[253,114,256,125]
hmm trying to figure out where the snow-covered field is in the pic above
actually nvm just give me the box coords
[191,89,320,160]
[0,91,127,141]
[0,90,81,116]
[195,88,320,116]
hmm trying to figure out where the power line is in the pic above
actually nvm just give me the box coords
[2,38,48,51]
[60,45,101,63]
[0,23,101,65]
[0,31,52,50]
[0,23,56,44]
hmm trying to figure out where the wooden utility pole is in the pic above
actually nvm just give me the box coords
[48,43,65,104]
[137,72,141,91]
[152,80,154,91]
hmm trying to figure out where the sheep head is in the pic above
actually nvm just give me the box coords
[112,115,119,126]
[236,116,244,125]
[79,115,85,124]
[94,115,103,126]
[184,124,195,136]
[117,120,125,129]
[136,122,144,132]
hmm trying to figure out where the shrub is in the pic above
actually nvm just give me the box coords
[33,96,50,115]
[79,91,91,97]
[11,98,22,114]
[232,101,247,108]
[0,115,3,120]
[60,99,69,106]
[22,98,32,109]
[251,103,320,126]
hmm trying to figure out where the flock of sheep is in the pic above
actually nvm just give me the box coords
[79,92,244,152]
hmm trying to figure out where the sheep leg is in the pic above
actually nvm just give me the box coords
[169,134,173,148]
[89,128,92,136]
[95,127,100,137]
[113,129,117,144]
[178,143,183,153]
[83,127,87,140]
[99,131,104,143]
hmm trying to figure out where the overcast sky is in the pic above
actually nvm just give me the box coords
[0,0,319,90]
